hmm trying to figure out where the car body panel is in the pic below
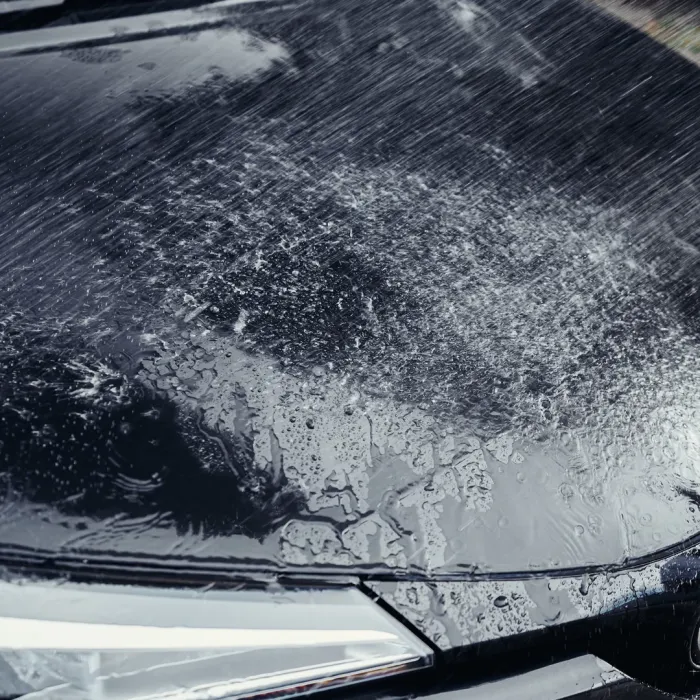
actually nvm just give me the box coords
[0,0,699,582]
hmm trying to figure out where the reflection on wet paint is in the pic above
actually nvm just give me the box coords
[0,0,699,578]
[368,562,664,648]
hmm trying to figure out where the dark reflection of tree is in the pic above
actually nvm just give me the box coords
[0,340,302,539]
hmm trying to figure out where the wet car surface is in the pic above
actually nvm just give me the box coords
[0,0,699,595]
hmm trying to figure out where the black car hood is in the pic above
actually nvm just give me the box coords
[0,0,699,579]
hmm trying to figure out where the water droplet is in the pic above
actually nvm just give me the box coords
[574,524,585,536]
[587,513,603,535]
[559,483,574,501]
[494,595,509,608]
[344,405,354,415]
[311,365,325,378]
[579,574,590,596]
[306,418,315,429]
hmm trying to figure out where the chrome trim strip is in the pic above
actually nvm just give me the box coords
[436,655,627,700]
[0,0,269,55]
[0,0,63,13]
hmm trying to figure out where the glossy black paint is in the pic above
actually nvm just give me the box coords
[0,0,699,639]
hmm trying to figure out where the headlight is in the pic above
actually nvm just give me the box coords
[0,578,433,700]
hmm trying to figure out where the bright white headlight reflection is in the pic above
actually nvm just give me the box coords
[0,580,433,700]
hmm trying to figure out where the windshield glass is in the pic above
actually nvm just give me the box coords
[1,0,699,576]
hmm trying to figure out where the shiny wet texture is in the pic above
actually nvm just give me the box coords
[0,327,302,537]
[0,0,699,575]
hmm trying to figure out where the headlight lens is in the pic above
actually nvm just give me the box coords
[0,579,433,700]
